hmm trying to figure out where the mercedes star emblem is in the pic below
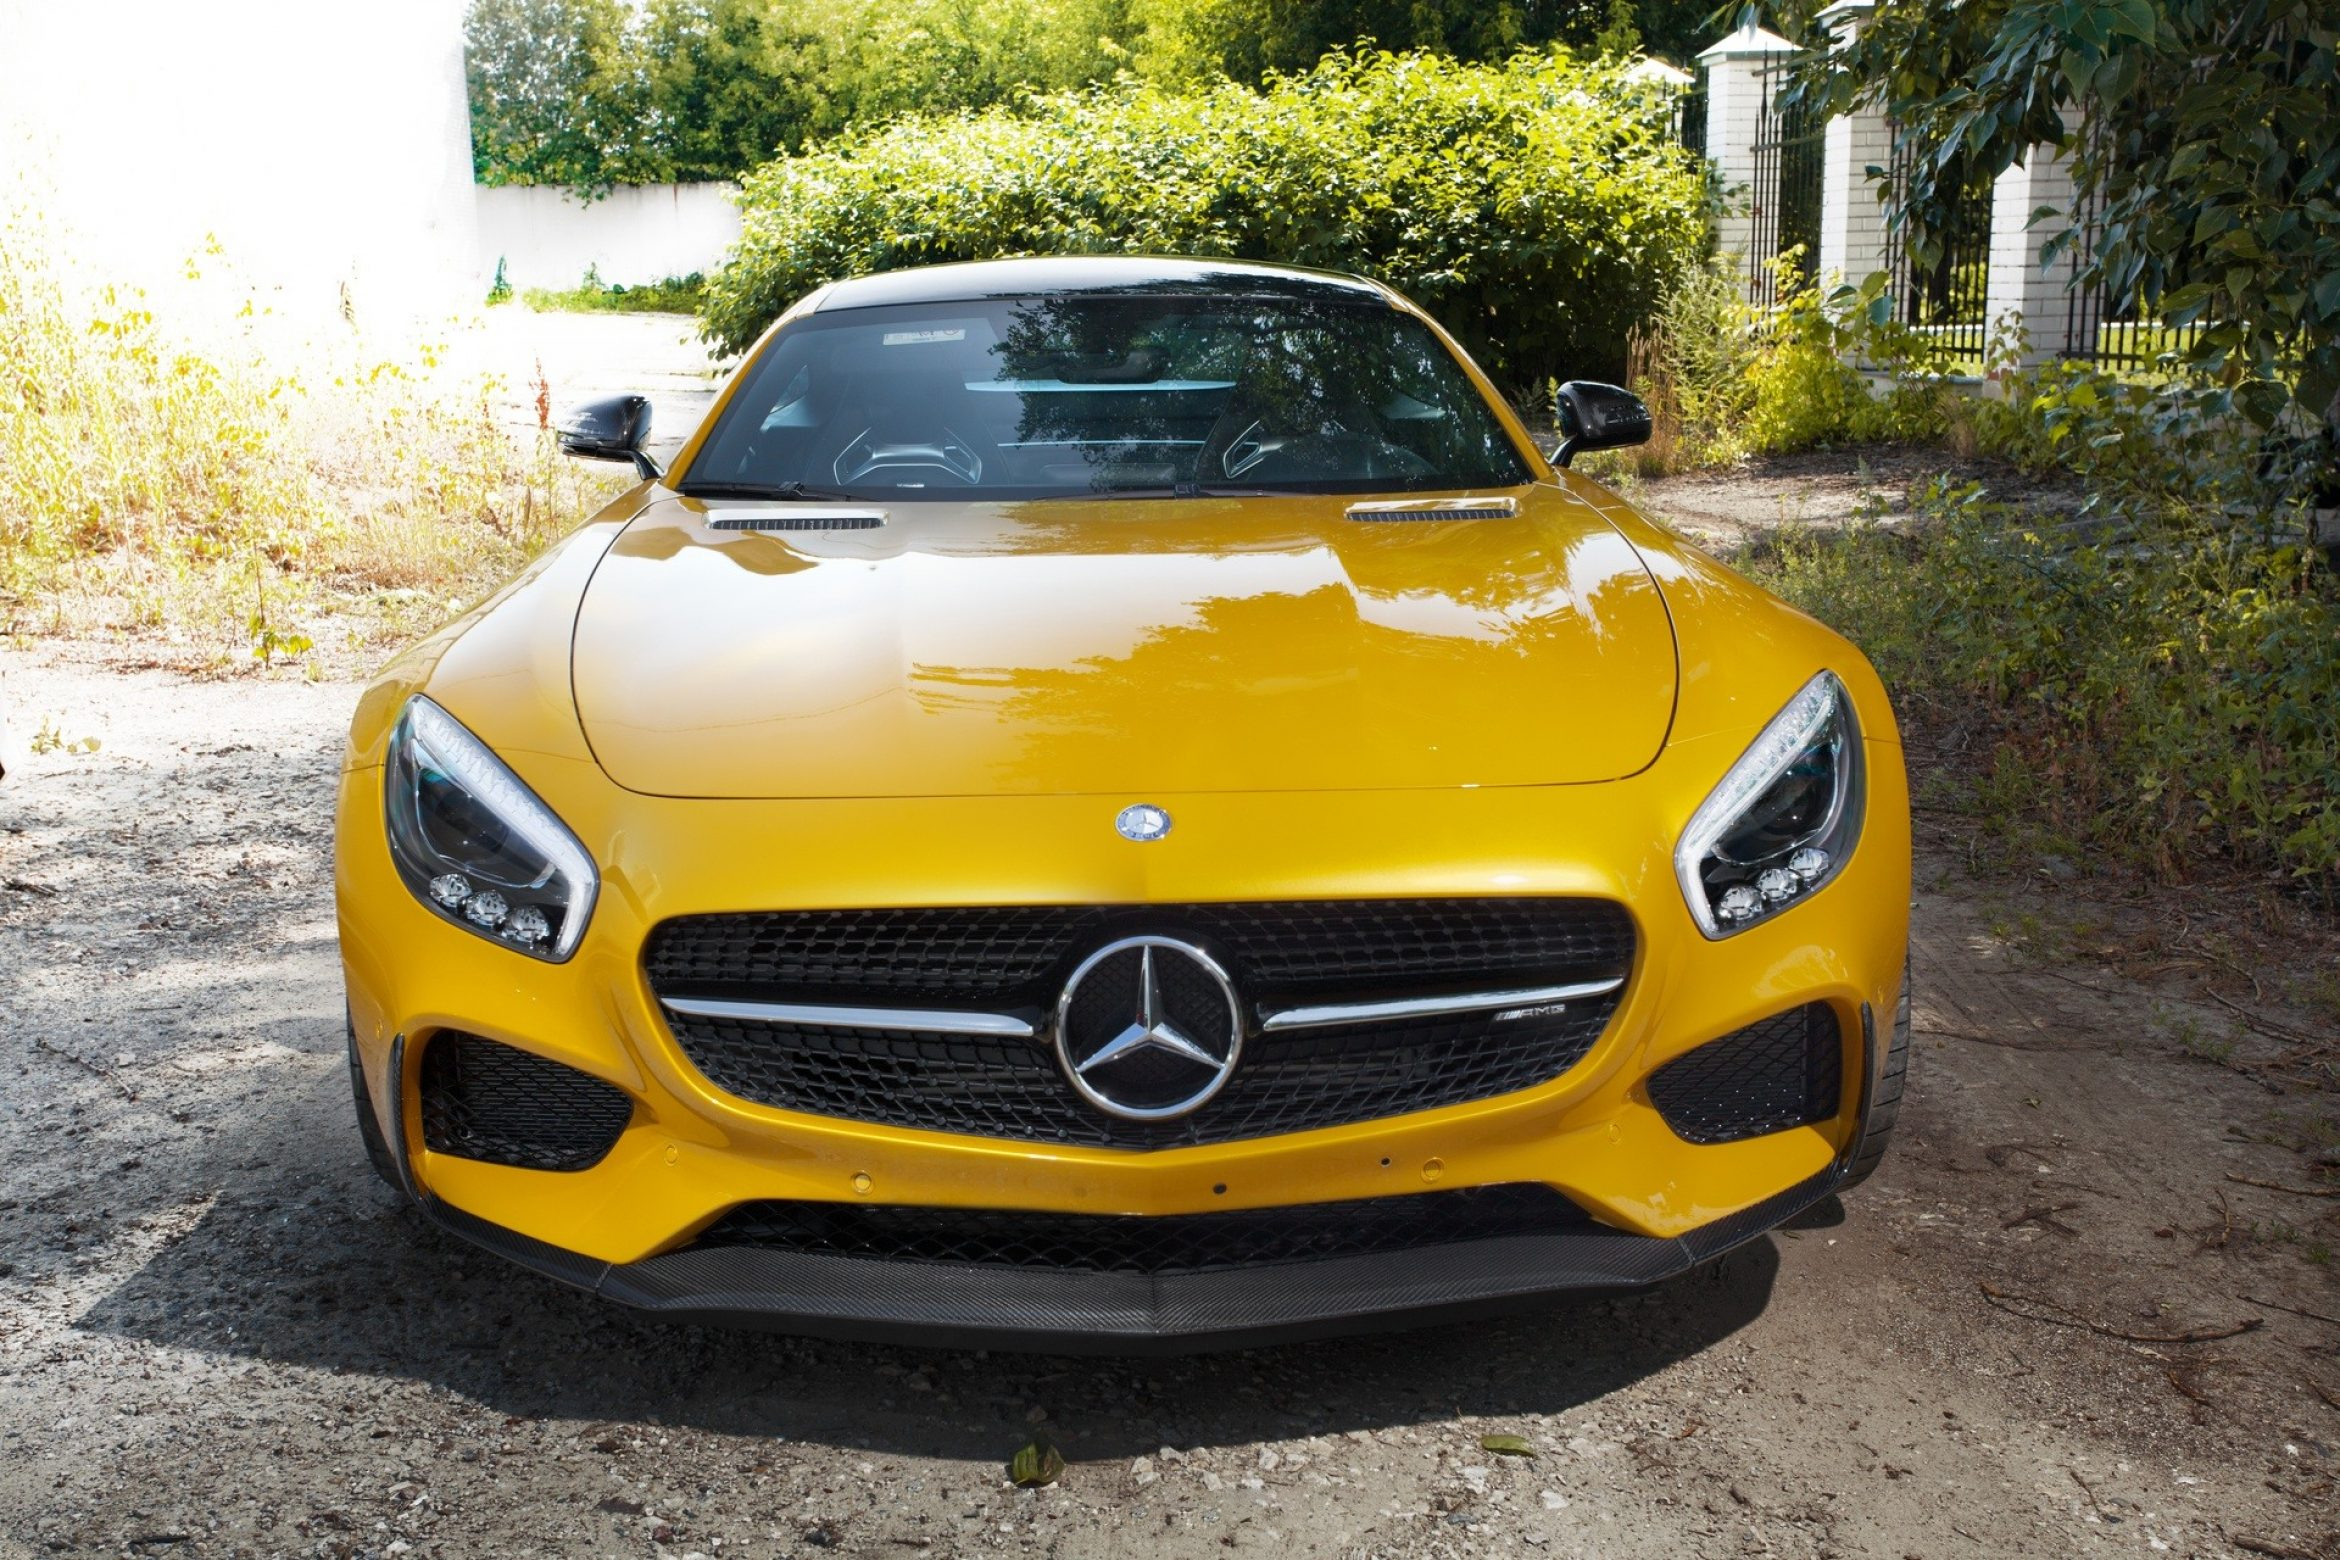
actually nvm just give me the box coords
[1114,803,1172,842]
[1054,935,1242,1120]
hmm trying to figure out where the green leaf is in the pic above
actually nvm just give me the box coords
[1480,1433,1538,1457]
[2232,378,2290,429]
[1009,1438,1065,1488]
[2106,0,2157,44]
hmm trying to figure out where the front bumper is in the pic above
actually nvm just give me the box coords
[337,734,1910,1350]
[382,1006,1877,1352]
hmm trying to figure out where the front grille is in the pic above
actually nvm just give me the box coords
[646,900,1634,1148]
[1646,1004,1842,1145]
[418,1032,634,1171]
[692,1185,1590,1274]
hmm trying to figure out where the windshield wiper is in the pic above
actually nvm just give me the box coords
[678,480,862,502]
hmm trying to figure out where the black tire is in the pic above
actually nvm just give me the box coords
[1840,963,1910,1190]
[348,1021,403,1191]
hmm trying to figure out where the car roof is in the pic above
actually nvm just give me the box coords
[811,255,1396,311]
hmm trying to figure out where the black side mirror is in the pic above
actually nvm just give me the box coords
[1552,380,1652,467]
[558,394,662,480]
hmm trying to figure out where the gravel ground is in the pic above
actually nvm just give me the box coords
[1625,445,2086,550]
[3,594,2337,1556]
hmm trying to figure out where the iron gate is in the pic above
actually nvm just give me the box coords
[1883,130,1996,362]
[1746,56,1824,307]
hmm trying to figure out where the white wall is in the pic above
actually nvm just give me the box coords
[0,0,480,328]
[477,183,743,292]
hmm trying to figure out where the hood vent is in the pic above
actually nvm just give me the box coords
[707,509,887,532]
[1345,496,1519,523]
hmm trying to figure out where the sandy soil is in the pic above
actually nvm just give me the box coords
[1625,446,2087,551]
[1,632,2335,1560]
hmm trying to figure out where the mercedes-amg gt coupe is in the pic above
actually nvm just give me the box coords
[336,256,1909,1350]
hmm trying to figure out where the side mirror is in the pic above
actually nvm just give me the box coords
[1552,380,1651,467]
[558,393,662,480]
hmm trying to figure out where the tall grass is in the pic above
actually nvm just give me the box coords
[0,214,627,667]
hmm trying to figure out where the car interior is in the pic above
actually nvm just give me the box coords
[683,296,1533,499]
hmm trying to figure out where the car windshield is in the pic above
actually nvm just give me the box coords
[680,293,1534,501]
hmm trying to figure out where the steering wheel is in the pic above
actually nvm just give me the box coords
[832,425,984,488]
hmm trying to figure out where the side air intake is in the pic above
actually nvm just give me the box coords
[1646,1004,1843,1145]
[707,510,887,531]
[1344,496,1519,523]
[419,1031,634,1171]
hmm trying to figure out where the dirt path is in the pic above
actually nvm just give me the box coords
[2,647,2335,1560]
[1626,446,2086,551]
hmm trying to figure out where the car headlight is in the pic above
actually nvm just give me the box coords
[1675,671,1864,938]
[383,696,598,961]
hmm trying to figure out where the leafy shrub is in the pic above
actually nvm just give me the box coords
[701,49,1710,390]
[1747,378,2339,895]
[1737,266,1975,455]
[524,267,706,315]
[0,214,625,663]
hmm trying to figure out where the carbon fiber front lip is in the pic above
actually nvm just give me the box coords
[395,1005,1877,1354]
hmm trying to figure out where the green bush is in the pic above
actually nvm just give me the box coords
[701,49,1710,389]
[1747,375,2340,894]
[523,267,706,315]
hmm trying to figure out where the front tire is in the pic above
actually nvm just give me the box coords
[1841,965,1910,1189]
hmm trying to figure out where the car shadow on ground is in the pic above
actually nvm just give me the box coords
[75,1066,1789,1463]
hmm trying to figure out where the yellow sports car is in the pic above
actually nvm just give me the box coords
[336,256,1909,1350]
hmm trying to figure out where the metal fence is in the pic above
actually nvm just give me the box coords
[2057,174,2204,370]
[1883,131,1995,363]
[1745,57,1824,308]
[1673,74,1707,156]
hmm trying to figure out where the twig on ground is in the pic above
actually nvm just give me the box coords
[2243,1296,2340,1329]
[2002,1203,2082,1236]
[2204,989,2325,1048]
[2162,1358,2233,1422]
[1978,1282,2263,1344]
[2183,947,2266,1003]
[31,1036,136,1101]
[2232,1538,2324,1560]
[2226,1174,2340,1200]
[2067,1467,2112,1519]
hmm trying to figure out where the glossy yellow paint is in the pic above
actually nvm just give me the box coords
[334,275,1910,1273]
[571,488,1679,798]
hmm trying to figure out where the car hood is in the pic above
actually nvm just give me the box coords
[570,488,1677,798]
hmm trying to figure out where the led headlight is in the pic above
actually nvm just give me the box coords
[1675,671,1864,938]
[384,696,598,961]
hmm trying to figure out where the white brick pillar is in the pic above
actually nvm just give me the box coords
[1813,1,1893,288]
[1697,21,1801,285]
[1984,141,2081,366]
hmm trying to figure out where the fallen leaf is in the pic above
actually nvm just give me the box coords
[1009,1437,1065,1488]
[1480,1433,1536,1457]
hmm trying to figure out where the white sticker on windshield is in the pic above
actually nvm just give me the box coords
[882,328,967,346]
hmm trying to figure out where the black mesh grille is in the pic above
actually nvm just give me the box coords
[645,900,1635,1147]
[1347,505,1517,522]
[708,514,884,531]
[1646,1004,1842,1145]
[419,1032,634,1172]
[644,900,1634,1007]
[692,1185,1589,1274]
